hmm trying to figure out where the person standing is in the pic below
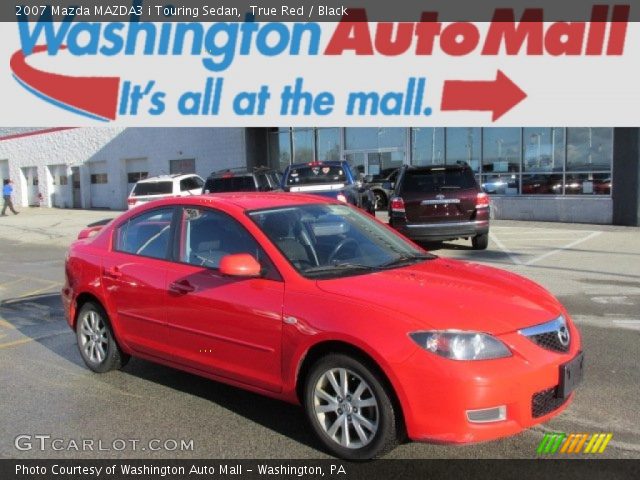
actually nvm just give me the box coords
[2,179,19,215]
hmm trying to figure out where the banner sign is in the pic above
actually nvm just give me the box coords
[0,1,638,126]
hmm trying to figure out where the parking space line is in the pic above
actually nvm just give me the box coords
[0,271,62,286]
[490,230,582,235]
[0,278,28,288]
[500,238,584,242]
[0,282,63,304]
[0,331,67,349]
[0,318,16,330]
[612,320,640,330]
[0,337,34,349]
[489,231,523,265]
[524,231,602,266]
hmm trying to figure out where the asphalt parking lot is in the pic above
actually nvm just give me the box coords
[0,208,638,459]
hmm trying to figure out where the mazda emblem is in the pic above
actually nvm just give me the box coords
[557,325,570,347]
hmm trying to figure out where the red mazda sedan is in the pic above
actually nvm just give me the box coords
[62,193,583,460]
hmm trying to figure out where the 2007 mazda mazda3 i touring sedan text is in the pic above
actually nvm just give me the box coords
[62,193,584,460]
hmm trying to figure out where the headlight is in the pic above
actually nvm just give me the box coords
[410,331,511,360]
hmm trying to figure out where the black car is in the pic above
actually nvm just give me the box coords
[203,167,282,194]
[388,164,490,249]
[281,161,375,214]
[364,167,399,211]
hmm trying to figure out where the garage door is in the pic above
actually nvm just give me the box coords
[21,166,39,206]
[89,161,110,208]
[48,164,69,208]
[125,157,148,196]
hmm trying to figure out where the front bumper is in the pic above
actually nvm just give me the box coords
[394,323,582,444]
[393,219,489,242]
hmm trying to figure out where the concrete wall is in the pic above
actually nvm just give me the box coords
[490,196,613,224]
[612,128,640,226]
[0,128,248,210]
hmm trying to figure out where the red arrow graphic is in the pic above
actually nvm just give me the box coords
[441,70,527,121]
[10,45,120,121]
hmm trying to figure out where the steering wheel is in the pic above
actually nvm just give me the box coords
[297,227,320,266]
[327,238,360,264]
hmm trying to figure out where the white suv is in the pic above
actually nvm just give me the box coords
[127,174,204,210]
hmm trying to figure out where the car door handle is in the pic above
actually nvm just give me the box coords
[168,280,195,294]
[103,266,122,279]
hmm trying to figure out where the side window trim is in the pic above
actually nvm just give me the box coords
[112,206,178,262]
[173,205,282,281]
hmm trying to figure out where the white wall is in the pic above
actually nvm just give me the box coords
[0,128,248,210]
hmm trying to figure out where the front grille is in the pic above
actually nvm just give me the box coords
[532,387,568,418]
[519,316,571,353]
[528,331,569,353]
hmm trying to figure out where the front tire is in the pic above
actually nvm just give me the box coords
[472,233,489,250]
[303,354,399,460]
[76,301,129,373]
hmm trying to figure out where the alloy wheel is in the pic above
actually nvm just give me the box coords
[313,367,379,449]
[78,310,108,364]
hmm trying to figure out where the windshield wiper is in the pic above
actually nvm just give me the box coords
[378,253,435,269]
[304,262,379,275]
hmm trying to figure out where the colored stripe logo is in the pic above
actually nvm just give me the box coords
[537,433,613,454]
[10,45,120,122]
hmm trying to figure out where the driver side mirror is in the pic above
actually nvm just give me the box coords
[364,175,374,183]
[219,254,262,278]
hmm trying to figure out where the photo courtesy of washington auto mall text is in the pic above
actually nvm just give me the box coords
[0,0,639,479]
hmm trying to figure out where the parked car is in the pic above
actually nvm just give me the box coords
[364,167,399,211]
[203,167,282,194]
[282,161,375,214]
[63,193,582,460]
[127,173,204,210]
[389,164,490,249]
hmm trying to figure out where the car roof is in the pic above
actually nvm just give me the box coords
[289,161,344,168]
[404,164,470,172]
[206,167,278,179]
[151,192,337,211]
[137,173,199,183]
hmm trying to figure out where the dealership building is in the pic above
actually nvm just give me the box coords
[1,127,639,226]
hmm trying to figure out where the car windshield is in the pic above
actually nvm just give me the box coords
[132,181,173,196]
[248,204,434,278]
[285,165,347,186]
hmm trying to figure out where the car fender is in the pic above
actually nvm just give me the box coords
[278,289,420,410]
[282,329,415,418]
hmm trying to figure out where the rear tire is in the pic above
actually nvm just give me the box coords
[303,354,399,460]
[373,190,388,211]
[472,233,489,250]
[76,301,129,373]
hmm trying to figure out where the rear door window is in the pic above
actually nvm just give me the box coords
[116,208,175,260]
[207,176,256,192]
[255,173,271,191]
[180,176,204,192]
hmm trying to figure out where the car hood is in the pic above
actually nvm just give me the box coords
[315,258,563,335]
